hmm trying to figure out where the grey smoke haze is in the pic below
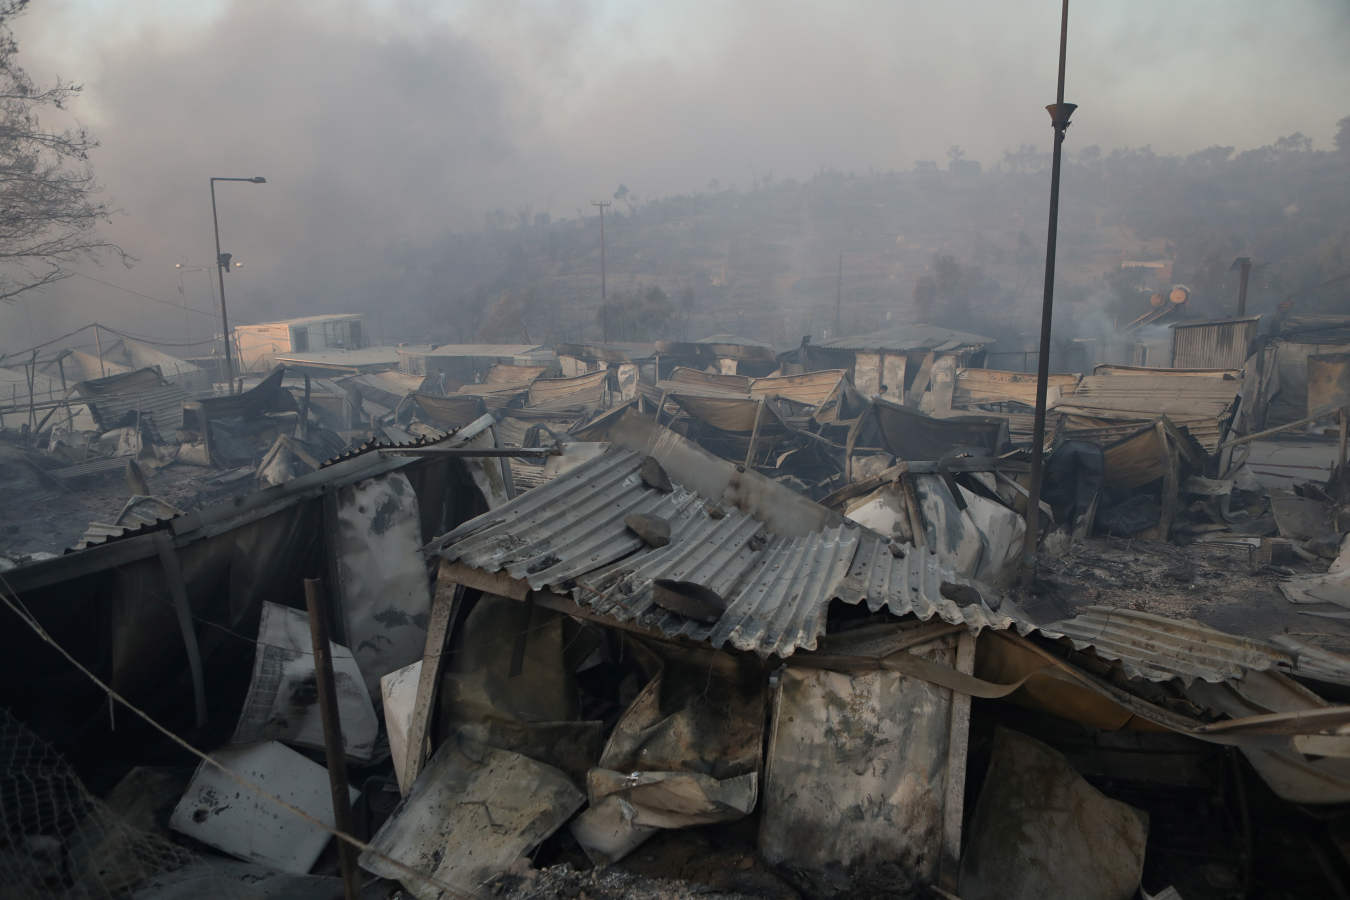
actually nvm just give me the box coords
[2,0,1348,349]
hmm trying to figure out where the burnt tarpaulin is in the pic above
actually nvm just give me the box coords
[868,399,1008,460]
[1042,440,1105,528]
[436,593,605,784]
[959,728,1148,900]
[571,643,765,864]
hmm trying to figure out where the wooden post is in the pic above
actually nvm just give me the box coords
[94,324,106,378]
[402,563,465,792]
[744,398,766,470]
[940,631,977,891]
[302,578,360,900]
[1339,408,1348,474]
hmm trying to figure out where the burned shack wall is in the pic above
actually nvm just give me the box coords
[0,449,485,779]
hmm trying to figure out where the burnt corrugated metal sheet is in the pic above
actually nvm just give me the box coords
[527,370,607,407]
[749,370,846,409]
[429,443,1350,685]
[837,533,1018,631]
[816,325,993,353]
[1171,317,1261,370]
[1035,606,1319,685]
[431,449,1004,658]
[74,367,189,434]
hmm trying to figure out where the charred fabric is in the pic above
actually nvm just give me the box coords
[3,324,1350,898]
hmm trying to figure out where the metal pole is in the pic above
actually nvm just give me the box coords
[210,179,235,392]
[1021,0,1075,588]
[94,324,106,378]
[1237,258,1252,317]
[835,253,843,338]
[302,578,360,900]
[593,200,611,342]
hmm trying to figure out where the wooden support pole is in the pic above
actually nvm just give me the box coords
[1218,412,1327,450]
[940,631,977,891]
[1339,408,1348,473]
[402,563,466,793]
[744,398,766,470]
[302,578,360,900]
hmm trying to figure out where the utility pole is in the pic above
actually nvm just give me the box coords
[835,253,843,338]
[1232,256,1252,316]
[210,176,267,392]
[1021,0,1076,588]
[592,200,611,342]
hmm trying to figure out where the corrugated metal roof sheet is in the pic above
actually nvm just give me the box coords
[816,325,994,353]
[273,347,403,370]
[73,367,188,434]
[1034,606,1318,685]
[431,449,1005,658]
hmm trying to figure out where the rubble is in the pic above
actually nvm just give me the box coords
[6,315,1350,898]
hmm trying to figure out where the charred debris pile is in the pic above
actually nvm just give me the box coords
[3,320,1350,898]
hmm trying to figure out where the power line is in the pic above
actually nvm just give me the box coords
[70,271,217,319]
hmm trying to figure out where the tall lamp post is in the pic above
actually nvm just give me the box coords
[1021,0,1075,587]
[210,176,267,390]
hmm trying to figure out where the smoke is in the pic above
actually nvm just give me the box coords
[1,0,1347,349]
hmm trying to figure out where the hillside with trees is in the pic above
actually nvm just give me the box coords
[367,117,1350,350]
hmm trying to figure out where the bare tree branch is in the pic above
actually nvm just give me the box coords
[0,0,121,303]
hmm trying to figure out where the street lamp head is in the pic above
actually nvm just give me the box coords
[175,263,183,269]
[250,177,267,184]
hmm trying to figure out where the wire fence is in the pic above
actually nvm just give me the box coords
[0,707,239,899]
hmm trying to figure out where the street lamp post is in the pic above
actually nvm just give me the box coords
[1020,0,1075,588]
[210,176,267,391]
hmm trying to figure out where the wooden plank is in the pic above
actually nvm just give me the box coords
[438,560,530,601]
[906,352,936,408]
[744,398,766,469]
[899,474,926,549]
[401,563,465,794]
[940,630,977,892]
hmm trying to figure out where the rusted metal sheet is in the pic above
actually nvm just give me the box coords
[527,370,607,407]
[1170,316,1261,370]
[750,369,846,410]
[666,366,753,392]
[670,393,776,433]
[953,368,1080,407]
[1307,352,1350,416]
[411,391,485,428]
[481,363,548,388]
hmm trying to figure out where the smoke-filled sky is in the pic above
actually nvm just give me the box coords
[3,0,1348,352]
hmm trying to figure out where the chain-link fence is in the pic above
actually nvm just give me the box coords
[0,707,224,899]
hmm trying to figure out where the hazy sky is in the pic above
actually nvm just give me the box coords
[3,0,1348,351]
